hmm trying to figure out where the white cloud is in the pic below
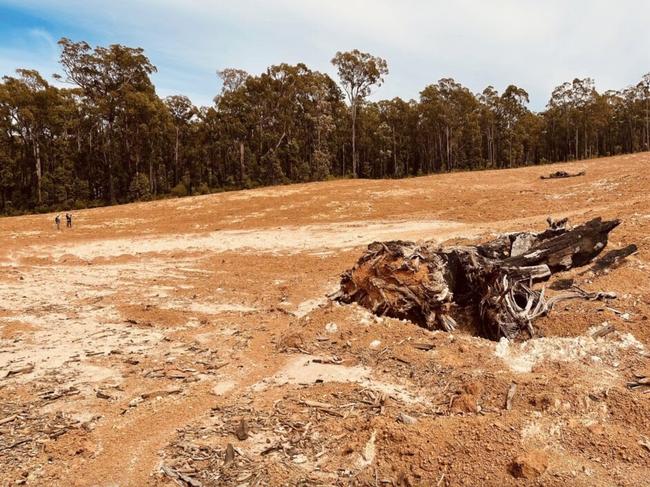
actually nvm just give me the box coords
[1,0,649,109]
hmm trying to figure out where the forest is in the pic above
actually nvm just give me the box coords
[0,39,649,214]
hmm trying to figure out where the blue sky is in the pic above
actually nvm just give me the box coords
[1,0,649,110]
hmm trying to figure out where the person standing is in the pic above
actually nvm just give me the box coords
[66,213,72,228]
[55,214,61,230]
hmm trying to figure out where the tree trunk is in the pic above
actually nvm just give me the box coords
[645,97,650,150]
[392,126,398,177]
[33,140,42,204]
[175,126,180,184]
[445,125,451,171]
[351,102,357,176]
[239,141,245,184]
[149,158,154,195]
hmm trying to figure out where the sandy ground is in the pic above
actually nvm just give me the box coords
[0,153,649,486]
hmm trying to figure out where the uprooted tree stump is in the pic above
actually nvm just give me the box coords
[332,217,621,340]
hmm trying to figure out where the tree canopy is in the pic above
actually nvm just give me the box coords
[0,41,648,215]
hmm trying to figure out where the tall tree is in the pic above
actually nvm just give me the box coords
[56,38,158,203]
[164,95,196,185]
[331,50,388,176]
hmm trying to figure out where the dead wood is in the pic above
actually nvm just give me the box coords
[140,388,182,400]
[3,364,34,379]
[333,217,622,340]
[627,374,650,391]
[588,244,637,274]
[540,170,586,179]
[235,418,249,440]
[161,465,203,487]
[591,323,616,338]
[224,443,236,463]
[505,383,517,410]
[0,414,17,426]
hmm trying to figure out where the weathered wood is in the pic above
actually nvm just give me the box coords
[2,363,34,379]
[235,418,249,440]
[333,218,622,340]
[591,323,615,338]
[505,383,517,410]
[540,170,585,179]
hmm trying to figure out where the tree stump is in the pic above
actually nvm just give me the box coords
[332,218,620,340]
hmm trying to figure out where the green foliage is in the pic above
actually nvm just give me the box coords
[128,173,152,201]
[332,50,389,176]
[196,182,210,195]
[311,149,331,181]
[170,181,188,198]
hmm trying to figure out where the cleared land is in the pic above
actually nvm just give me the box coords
[0,153,649,486]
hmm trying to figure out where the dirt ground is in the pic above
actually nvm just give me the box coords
[0,153,649,486]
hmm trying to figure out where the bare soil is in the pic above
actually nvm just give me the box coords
[0,153,649,486]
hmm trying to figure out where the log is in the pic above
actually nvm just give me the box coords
[332,218,621,340]
[540,170,585,180]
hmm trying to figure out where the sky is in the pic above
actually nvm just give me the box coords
[0,0,649,111]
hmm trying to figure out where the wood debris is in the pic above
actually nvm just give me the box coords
[235,418,249,440]
[505,383,517,410]
[3,364,34,379]
[0,414,17,426]
[161,465,203,487]
[397,412,417,424]
[224,443,236,464]
[627,374,650,391]
[333,218,623,339]
[639,437,650,452]
[591,322,616,338]
[140,388,182,400]
[540,170,586,179]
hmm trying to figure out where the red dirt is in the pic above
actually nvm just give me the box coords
[0,153,649,486]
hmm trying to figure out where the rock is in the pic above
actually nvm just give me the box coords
[292,454,308,464]
[451,393,479,413]
[397,412,417,424]
[369,339,381,349]
[325,322,338,334]
[510,450,549,479]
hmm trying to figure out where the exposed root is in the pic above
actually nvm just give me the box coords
[333,218,626,340]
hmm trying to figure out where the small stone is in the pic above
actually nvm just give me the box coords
[510,450,549,479]
[397,412,417,425]
[325,322,338,333]
[128,397,143,408]
[369,339,381,349]
[292,454,308,464]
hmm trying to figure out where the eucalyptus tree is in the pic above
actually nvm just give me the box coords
[56,38,158,203]
[331,50,388,176]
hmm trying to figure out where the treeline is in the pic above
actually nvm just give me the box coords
[0,39,649,214]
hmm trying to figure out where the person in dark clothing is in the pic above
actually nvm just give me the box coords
[55,214,61,230]
[66,213,72,228]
